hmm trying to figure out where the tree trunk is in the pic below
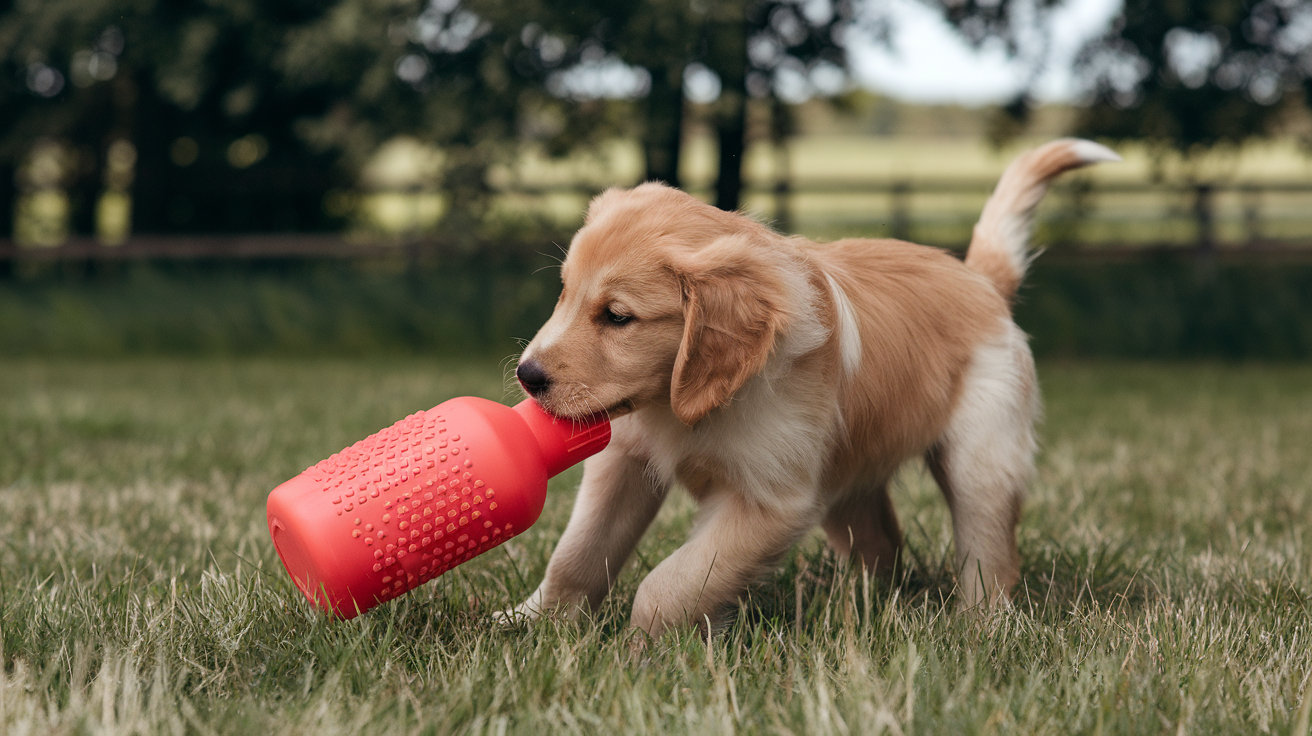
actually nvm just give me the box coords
[771,98,794,232]
[438,145,493,243]
[67,85,118,237]
[68,143,104,238]
[642,64,685,187]
[708,13,748,212]
[0,163,14,240]
[130,75,174,234]
[714,98,746,212]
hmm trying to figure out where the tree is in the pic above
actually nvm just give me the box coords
[614,0,862,211]
[0,0,877,240]
[472,0,865,211]
[930,0,1312,159]
[0,0,617,238]
[1,0,361,235]
[280,0,626,237]
[1073,0,1312,159]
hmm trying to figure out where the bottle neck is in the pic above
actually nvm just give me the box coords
[512,399,612,477]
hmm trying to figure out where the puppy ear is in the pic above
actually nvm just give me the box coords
[670,234,788,425]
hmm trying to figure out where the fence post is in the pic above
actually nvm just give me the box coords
[1192,182,1217,280]
[771,98,794,233]
[891,181,910,241]
[1242,184,1261,246]
[1193,183,1215,255]
[773,169,792,234]
[772,139,791,233]
[0,164,13,243]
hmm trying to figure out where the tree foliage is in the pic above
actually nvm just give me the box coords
[464,0,866,209]
[0,0,890,237]
[1074,0,1312,156]
[1,0,376,234]
[0,0,614,236]
[933,0,1312,159]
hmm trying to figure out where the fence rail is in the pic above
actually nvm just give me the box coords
[7,238,1312,264]
[503,179,1312,195]
[5,178,1312,261]
[0,234,397,261]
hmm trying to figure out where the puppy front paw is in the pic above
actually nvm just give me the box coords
[491,587,545,626]
[630,578,727,638]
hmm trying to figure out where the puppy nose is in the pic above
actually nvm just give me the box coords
[516,360,551,397]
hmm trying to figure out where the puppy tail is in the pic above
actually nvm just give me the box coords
[965,138,1120,302]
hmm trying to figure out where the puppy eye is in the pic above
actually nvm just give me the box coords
[603,307,633,326]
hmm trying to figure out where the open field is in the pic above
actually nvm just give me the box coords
[1,358,1310,734]
[304,115,1312,248]
[16,129,1312,250]
[488,132,1312,246]
[14,100,1312,250]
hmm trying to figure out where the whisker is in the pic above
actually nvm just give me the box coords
[534,250,565,272]
[576,384,612,420]
[500,352,524,402]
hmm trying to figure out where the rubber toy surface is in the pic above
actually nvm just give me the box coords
[267,398,610,618]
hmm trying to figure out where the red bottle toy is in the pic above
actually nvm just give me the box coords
[267,397,610,619]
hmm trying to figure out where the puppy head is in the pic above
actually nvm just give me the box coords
[518,183,790,425]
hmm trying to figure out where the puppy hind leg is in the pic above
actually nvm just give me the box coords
[822,481,902,576]
[926,447,1024,610]
[929,329,1038,610]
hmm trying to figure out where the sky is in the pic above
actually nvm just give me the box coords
[470,0,1130,107]
[848,0,1124,105]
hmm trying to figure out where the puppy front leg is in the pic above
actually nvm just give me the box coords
[631,491,816,637]
[507,445,667,621]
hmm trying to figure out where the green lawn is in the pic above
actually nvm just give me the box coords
[1,359,1309,734]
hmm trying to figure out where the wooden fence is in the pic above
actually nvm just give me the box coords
[4,178,1312,261]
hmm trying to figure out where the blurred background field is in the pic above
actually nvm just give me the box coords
[13,102,1312,249]
[6,0,1312,358]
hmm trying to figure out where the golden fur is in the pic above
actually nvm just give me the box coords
[508,139,1119,635]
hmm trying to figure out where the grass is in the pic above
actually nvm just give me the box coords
[1,358,1310,734]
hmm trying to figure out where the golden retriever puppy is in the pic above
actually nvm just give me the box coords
[508,139,1118,635]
